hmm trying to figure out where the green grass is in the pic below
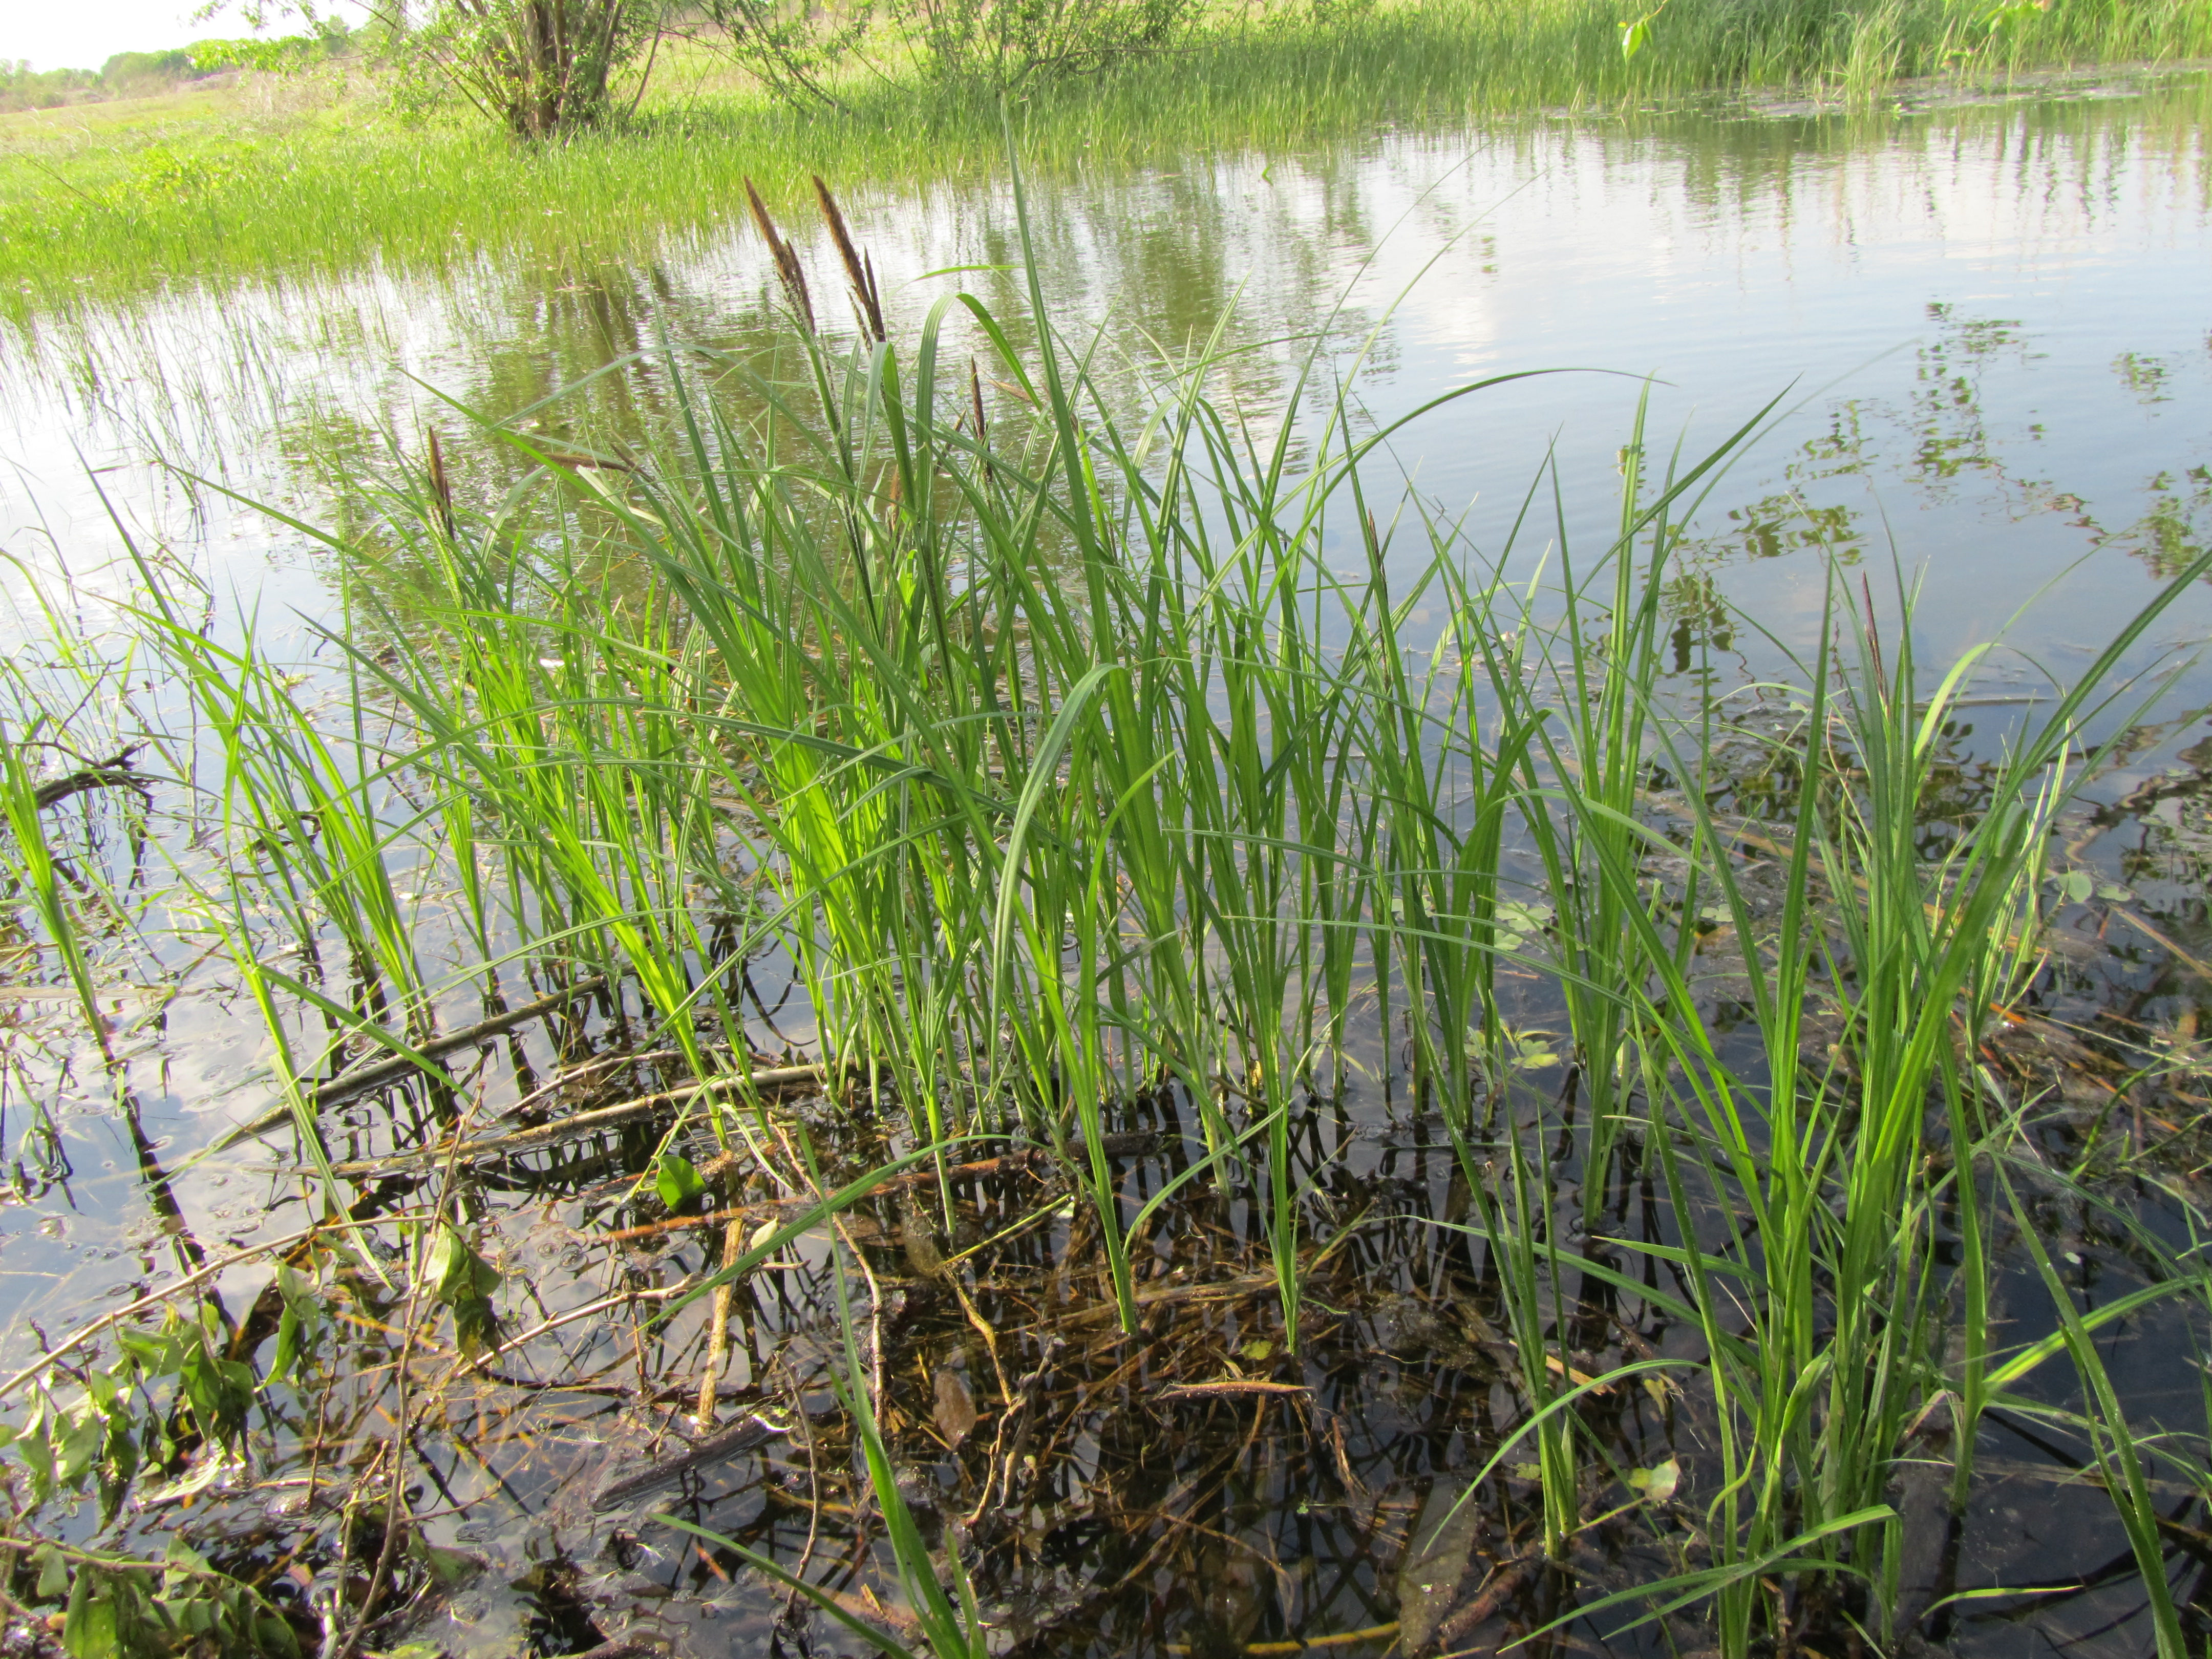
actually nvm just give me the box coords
[5,0,2210,320]
[7,161,2212,1653]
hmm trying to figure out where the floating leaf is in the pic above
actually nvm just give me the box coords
[1626,1456,1681,1504]
[933,1366,979,1449]
[55,1405,107,1485]
[32,1543,68,1599]
[1509,1031,1562,1070]
[655,1151,705,1209]
[269,1264,324,1385]
[423,1224,502,1358]
[179,1344,255,1448]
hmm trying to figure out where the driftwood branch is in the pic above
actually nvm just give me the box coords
[325,1063,834,1176]
[314,975,612,1109]
[32,747,150,810]
[211,975,611,1153]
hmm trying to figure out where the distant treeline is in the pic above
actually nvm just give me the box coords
[0,22,355,114]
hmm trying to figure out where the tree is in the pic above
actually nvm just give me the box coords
[196,0,666,137]
[696,0,1200,107]
[402,0,663,136]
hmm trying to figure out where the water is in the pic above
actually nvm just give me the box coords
[3,77,2211,1659]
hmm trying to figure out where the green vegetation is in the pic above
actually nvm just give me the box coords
[2,174,2207,1654]
[0,24,354,115]
[4,0,2208,315]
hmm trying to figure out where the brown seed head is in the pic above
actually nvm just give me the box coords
[744,177,816,336]
[812,175,885,342]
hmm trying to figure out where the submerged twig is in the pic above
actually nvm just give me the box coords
[31,746,148,810]
[590,1410,789,1512]
[436,1286,685,1384]
[591,1135,1151,1243]
[330,1093,480,1659]
[1157,1380,1311,1399]
[1433,1554,1544,1650]
[325,1064,829,1175]
[211,975,612,1152]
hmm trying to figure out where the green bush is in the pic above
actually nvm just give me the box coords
[700,0,1209,104]
[187,22,355,75]
[99,49,199,91]
[0,61,101,114]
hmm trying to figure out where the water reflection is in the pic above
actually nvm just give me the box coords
[6,79,2209,641]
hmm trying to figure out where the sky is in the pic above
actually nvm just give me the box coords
[3,0,367,74]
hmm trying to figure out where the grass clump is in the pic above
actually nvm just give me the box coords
[4,168,2211,1654]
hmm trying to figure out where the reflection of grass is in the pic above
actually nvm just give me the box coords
[5,0,2211,311]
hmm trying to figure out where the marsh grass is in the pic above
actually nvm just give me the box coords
[6,161,2212,1653]
[5,0,2210,315]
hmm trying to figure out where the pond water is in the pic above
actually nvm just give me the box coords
[3,73,2212,1659]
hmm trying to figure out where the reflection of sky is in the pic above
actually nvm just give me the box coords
[1238,112,2212,686]
[4,89,2210,687]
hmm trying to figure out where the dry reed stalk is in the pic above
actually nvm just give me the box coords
[426,427,455,537]
[696,1216,745,1426]
[970,357,993,484]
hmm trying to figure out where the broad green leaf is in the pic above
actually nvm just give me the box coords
[655,1151,705,1209]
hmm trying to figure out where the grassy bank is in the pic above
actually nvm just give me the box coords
[2,177,2209,1654]
[4,0,2210,317]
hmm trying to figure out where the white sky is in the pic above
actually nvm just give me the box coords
[3,0,368,73]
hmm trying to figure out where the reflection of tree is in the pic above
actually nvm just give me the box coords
[1687,305,2211,595]
[66,83,2200,638]
[1898,305,2043,487]
[1727,493,1866,561]
[2112,350,2174,405]
[1661,570,1735,676]
[2070,726,2212,1019]
[2086,463,2212,583]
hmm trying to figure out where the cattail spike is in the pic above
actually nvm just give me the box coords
[745,177,816,336]
[426,427,455,537]
[969,358,993,486]
[813,175,885,342]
